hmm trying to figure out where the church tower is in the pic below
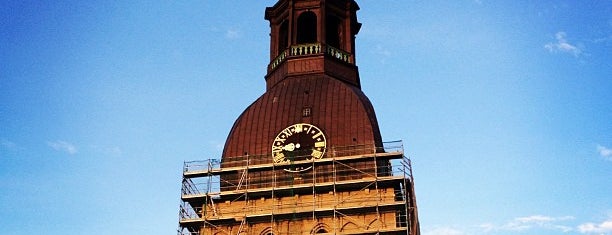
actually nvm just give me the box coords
[178,1,420,234]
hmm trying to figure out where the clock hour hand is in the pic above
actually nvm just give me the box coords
[282,143,301,151]
[282,143,295,151]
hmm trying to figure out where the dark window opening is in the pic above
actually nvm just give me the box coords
[326,15,342,48]
[278,20,289,52]
[297,11,317,44]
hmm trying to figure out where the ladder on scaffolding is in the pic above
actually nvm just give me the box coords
[236,217,246,234]
[208,195,218,216]
[236,157,248,235]
[236,169,247,190]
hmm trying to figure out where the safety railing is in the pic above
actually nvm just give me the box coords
[181,178,200,195]
[179,203,202,221]
[184,141,405,174]
[177,230,199,235]
[181,192,406,221]
[181,156,412,198]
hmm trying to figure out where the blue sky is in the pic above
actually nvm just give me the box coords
[1,1,611,235]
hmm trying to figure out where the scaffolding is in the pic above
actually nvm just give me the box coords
[178,141,419,235]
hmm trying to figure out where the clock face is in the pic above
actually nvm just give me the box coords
[271,123,327,169]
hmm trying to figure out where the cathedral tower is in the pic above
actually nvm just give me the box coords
[178,1,420,234]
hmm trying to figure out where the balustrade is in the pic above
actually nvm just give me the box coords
[269,50,287,71]
[268,43,355,71]
[291,43,321,56]
[326,45,351,63]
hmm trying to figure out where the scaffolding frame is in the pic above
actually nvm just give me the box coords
[178,141,419,235]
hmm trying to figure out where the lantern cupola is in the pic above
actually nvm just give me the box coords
[265,0,362,89]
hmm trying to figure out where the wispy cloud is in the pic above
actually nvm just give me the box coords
[225,29,241,39]
[108,146,122,155]
[597,145,612,161]
[578,219,612,234]
[90,145,122,156]
[372,44,392,64]
[206,140,223,150]
[432,215,612,235]
[480,215,574,233]
[424,227,465,235]
[545,32,582,57]
[592,35,612,43]
[1,138,17,150]
[47,140,78,155]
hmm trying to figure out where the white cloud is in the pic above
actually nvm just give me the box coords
[480,215,575,233]
[545,32,582,57]
[516,215,574,224]
[47,140,78,155]
[597,145,612,160]
[424,227,465,235]
[578,219,612,234]
[225,29,241,39]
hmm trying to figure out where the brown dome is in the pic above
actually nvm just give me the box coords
[222,74,382,163]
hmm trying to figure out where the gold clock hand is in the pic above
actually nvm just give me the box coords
[282,143,295,151]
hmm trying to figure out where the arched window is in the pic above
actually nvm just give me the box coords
[311,223,331,234]
[326,15,342,48]
[297,11,317,44]
[278,20,289,52]
[341,222,359,232]
[260,227,276,235]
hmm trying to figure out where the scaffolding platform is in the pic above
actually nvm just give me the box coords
[177,141,419,235]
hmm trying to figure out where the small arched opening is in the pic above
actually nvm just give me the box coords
[310,223,331,234]
[326,15,342,48]
[260,227,276,235]
[340,222,360,233]
[366,218,380,230]
[278,20,289,53]
[297,11,317,44]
